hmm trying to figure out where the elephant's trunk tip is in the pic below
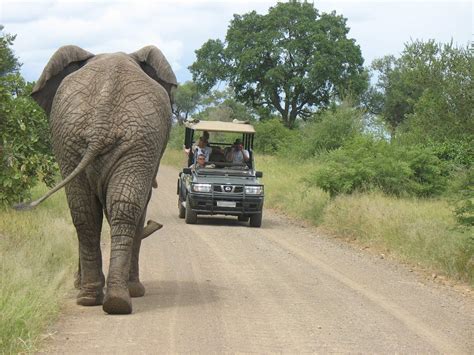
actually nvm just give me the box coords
[142,220,163,239]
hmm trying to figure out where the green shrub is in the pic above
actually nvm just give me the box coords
[302,105,363,156]
[450,167,474,227]
[310,136,447,197]
[254,119,296,154]
[425,140,473,167]
[0,76,57,207]
[167,123,185,150]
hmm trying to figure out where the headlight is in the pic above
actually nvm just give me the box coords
[192,183,212,193]
[245,186,263,195]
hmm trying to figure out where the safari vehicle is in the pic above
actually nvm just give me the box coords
[177,120,264,227]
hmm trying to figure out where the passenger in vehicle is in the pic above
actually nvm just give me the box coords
[191,153,215,169]
[203,131,210,145]
[191,153,207,168]
[226,139,249,164]
[210,146,225,164]
[195,136,212,162]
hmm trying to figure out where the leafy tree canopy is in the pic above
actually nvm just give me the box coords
[194,87,254,123]
[173,81,202,124]
[0,27,56,206]
[367,40,473,141]
[0,25,20,76]
[190,1,367,128]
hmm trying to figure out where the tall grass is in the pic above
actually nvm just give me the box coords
[0,185,76,353]
[323,193,473,284]
[161,148,188,169]
[257,155,330,223]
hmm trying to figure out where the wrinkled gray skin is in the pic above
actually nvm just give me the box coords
[27,45,177,314]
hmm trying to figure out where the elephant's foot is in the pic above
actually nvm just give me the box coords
[103,287,132,314]
[128,280,145,297]
[76,288,104,306]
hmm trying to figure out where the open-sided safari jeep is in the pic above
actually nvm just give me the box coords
[177,120,264,227]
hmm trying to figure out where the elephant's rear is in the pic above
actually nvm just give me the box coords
[50,54,172,202]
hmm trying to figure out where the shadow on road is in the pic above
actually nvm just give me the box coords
[134,280,222,312]
[192,215,279,229]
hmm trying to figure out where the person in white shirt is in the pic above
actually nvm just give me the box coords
[226,139,249,164]
[195,136,212,162]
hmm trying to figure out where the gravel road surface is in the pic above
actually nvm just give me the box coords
[42,165,474,353]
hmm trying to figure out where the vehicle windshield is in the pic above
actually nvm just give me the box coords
[187,129,255,171]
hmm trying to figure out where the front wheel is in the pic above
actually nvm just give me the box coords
[185,196,198,224]
[249,213,262,228]
[178,198,185,219]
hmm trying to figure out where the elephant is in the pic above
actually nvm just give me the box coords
[17,45,177,314]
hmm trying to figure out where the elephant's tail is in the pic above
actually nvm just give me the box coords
[13,147,98,210]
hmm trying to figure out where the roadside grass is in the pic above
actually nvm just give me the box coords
[163,149,473,286]
[257,155,330,223]
[323,193,474,284]
[0,185,76,353]
[161,148,187,169]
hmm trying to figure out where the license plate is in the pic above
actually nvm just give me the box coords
[217,201,236,208]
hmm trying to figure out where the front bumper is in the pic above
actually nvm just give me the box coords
[187,192,264,216]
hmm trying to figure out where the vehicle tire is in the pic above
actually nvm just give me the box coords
[178,198,185,219]
[249,213,262,228]
[185,196,197,224]
[238,215,249,222]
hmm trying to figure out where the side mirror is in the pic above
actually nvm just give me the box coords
[256,171,263,178]
[182,167,192,175]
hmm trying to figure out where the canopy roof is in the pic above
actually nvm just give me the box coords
[184,120,255,134]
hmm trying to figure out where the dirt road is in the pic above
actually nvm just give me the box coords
[43,165,473,353]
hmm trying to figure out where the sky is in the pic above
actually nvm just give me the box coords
[0,0,472,84]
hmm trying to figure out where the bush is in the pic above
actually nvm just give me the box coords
[0,76,57,207]
[167,123,185,150]
[425,140,473,167]
[309,136,448,197]
[254,119,296,154]
[450,167,474,227]
[288,104,364,159]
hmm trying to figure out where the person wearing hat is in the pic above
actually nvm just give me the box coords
[226,138,249,164]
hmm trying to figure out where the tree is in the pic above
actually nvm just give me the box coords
[195,88,254,122]
[0,27,56,206]
[172,81,201,124]
[366,55,415,138]
[0,25,20,76]
[367,40,473,141]
[189,1,367,128]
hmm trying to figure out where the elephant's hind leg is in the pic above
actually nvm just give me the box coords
[128,210,146,298]
[65,179,105,307]
[103,165,153,314]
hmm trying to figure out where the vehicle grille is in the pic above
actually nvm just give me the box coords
[213,185,244,193]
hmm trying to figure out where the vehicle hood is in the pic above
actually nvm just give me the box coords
[192,174,261,186]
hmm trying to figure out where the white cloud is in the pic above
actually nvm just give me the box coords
[1,0,471,83]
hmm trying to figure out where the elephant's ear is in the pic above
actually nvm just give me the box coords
[129,46,178,104]
[31,45,95,115]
